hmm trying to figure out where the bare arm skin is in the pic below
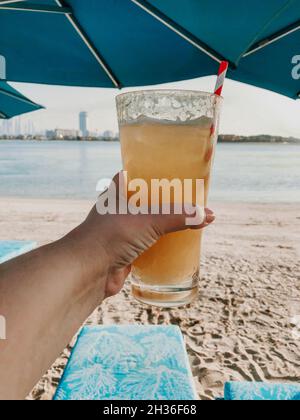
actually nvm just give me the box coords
[0,191,215,400]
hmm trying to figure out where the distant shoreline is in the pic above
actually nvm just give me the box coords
[0,135,299,144]
[218,135,300,144]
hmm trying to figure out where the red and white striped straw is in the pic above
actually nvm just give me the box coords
[214,61,229,96]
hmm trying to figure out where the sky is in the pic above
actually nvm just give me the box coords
[11,76,300,138]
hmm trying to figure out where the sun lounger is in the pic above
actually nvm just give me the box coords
[0,240,37,264]
[54,325,197,400]
[224,381,300,401]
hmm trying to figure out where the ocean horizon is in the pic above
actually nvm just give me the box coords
[0,140,299,203]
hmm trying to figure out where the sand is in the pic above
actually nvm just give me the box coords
[0,197,299,400]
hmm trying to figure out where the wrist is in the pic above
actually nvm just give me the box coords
[62,222,110,294]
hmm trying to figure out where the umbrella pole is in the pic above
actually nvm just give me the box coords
[244,19,300,57]
[54,0,121,88]
[0,86,41,107]
[0,0,121,88]
[130,0,233,67]
[0,0,26,5]
[0,111,8,119]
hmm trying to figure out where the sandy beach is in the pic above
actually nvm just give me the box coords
[0,197,299,400]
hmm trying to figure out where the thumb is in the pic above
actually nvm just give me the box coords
[154,205,215,235]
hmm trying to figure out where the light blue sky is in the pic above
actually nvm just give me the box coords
[12,76,300,137]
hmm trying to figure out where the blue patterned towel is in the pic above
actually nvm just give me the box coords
[0,240,36,264]
[54,325,197,400]
[224,382,300,401]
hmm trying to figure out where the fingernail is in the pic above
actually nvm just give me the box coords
[184,204,206,226]
[206,213,215,223]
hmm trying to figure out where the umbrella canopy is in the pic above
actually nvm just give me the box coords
[0,0,299,98]
[0,80,43,119]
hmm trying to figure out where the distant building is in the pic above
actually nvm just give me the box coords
[79,112,89,137]
[1,119,12,136]
[103,130,113,138]
[14,117,21,137]
[101,130,118,141]
[46,129,80,140]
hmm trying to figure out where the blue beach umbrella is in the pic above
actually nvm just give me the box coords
[0,80,43,119]
[0,0,299,98]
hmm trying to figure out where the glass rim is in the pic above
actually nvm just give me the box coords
[116,89,223,102]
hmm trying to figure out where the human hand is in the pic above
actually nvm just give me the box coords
[70,173,215,298]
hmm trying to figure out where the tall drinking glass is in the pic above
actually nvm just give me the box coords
[116,90,222,307]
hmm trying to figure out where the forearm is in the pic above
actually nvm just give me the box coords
[0,224,107,400]
[0,191,214,400]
